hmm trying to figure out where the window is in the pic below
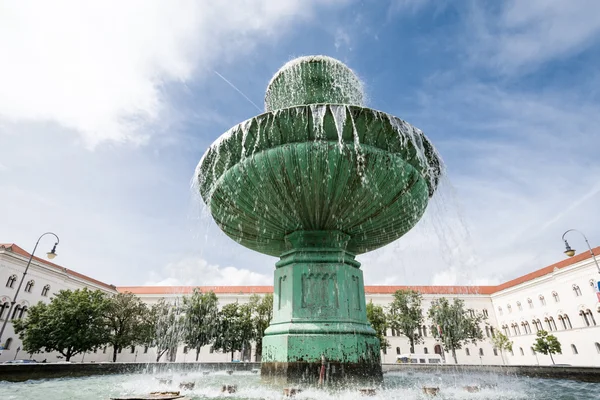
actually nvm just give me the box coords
[422,325,427,337]
[11,305,21,320]
[519,347,524,356]
[517,302,522,311]
[573,285,582,297]
[585,309,596,326]
[595,343,600,354]
[581,310,591,327]
[591,279,597,292]
[563,314,572,329]
[183,346,188,354]
[0,302,9,320]
[532,319,542,332]
[465,348,470,356]
[507,305,512,314]
[571,344,578,355]
[41,284,50,297]
[485,326,490,338]
[490,327,495,337]
[502,325,510,336]
[539,295,546,306]
[527,298,534,309]
[24,280,34,293]
[469,309,475,317]
[498,307,503,316]
[19,306,27,319]
[521,321,531,334]
[423,347,428,354]
[130,346,135,354]
[483,309,488,318]
[545,317,557,331]
[552,291,560,303]
[118,347,122,354]
[144,346,149,354]
[103,346,107,354]
[512,323,520,336]
[6,275,17,288]
[479,348,484,356]
[558,315,567,330]
[434,345,442,355]
[4,337,13,350]
[493,348,498,356]
[209,347,214,354]
[396,347,401,355]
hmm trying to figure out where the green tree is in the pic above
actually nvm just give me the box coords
[491,332,513,365]
[533,330,561,365]
[387,289,423,353]
[105,292,152,362]
[214,302,254,361]
[13,288,109,361]
[182,289,219,361]
[366,300,389,351]
[248,293,273,361]
[428,297,485,364]
[150,298,184,362]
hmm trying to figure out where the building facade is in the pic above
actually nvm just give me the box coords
[1,242,599,365]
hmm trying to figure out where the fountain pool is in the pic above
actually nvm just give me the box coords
[1,369,598,400]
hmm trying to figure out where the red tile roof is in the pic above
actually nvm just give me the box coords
[0,243,116,291]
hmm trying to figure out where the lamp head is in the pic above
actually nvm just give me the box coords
[563,240,575,257]
[46,243,58,260]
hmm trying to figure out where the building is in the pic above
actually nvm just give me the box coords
[1,242,599,365]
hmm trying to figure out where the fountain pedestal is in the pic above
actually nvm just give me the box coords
[261,231,382,383]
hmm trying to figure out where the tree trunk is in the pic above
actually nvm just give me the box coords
[157,349,166,362]
[113,346,118,362]
[451,348,457,364]
[409,337,415,354]
[196,348,200,362]
[231,350,234,361]
[549,353,555,365]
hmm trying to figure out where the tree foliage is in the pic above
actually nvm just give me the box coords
[213,302,254,361]
[13,288,109,361]
[491,332,512,365]
[150,298,184,362]
[428,297,485,363]
[387,289,423,353]
[533,329,561,364]
[248,293,273,361]
[182,289,219,361]
[105,292,152,362]
[366,301,389,351]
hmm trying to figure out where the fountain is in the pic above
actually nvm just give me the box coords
[196,55,442,384]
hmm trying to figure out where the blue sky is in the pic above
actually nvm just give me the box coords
[1,0,599,287]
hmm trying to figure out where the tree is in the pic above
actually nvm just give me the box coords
[428,297,485,364]
[150,299,184,362]
[533,330,561,365]
[366,301,389,351]
[248,293,273,361]
[105,292,152,362]
[13,288,109,361]
[213,302,254,361]
[182,289,219,361]
[491,332,513,365]
[387,289,423,353]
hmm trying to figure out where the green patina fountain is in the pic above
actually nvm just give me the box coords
[196,56,442,384]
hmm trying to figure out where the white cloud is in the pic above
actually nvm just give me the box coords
[0,0,348,147]
[467,0,600,73]
[146,257,272,286]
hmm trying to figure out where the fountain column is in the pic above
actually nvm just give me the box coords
[261,230,382,383]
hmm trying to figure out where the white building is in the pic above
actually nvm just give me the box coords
[1,242,599,366]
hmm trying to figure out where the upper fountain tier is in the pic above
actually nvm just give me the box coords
[265,55,364,111]
[196,56,443,257]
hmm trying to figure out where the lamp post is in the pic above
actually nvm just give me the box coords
[0,232,60,344]
[561,229,600,274]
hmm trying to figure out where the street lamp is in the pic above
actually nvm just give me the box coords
[561,229,600,274]
[0,232,60,344]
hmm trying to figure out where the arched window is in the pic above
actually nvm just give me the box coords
[4,337,13,350]
[507,304,512,313]
[581,310,591,327]
[465,348,470,356]
[502,325,510,336]
[0,302,9,320]
[519,347,524,356]
[521,321,531,334]
[590,279,597,292]
[552,291,560,303]
[479,348,484,356]
[483,309,488,318]
[498,306,503,316]
[396,347,401,355]
[485,326,490,337]
[490,327,495,337]
[19,306,27,319]
[130,346,135,354]
[103,346,107,354]
[144,346,149,354]
[549,317,557,331]
[118,347,122,354]
[24,280,34,293]
[209,347,214,354]
[558,315,567,330]
[11,305,21,320]
[527,298,534,309]
[595,343,600,354]
[41,284,50,297]
[517,302,522,311]
[423,347,428,354]
[539,295,546,306]
[422,325,427,337]
[585,310,596,326]
[493,348,498,356]
[6,275,17,288]
[563,314,572,329]
[434,345,442,355]
[573,285,582,297]
[571,344,578,355]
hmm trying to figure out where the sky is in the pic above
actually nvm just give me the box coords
[1,0,599,288]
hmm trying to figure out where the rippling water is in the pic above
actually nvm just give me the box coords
[1,370,598,400]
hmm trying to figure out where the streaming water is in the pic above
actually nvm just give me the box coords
[1,370,598,400]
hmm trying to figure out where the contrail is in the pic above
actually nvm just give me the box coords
[213,70,263,113]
